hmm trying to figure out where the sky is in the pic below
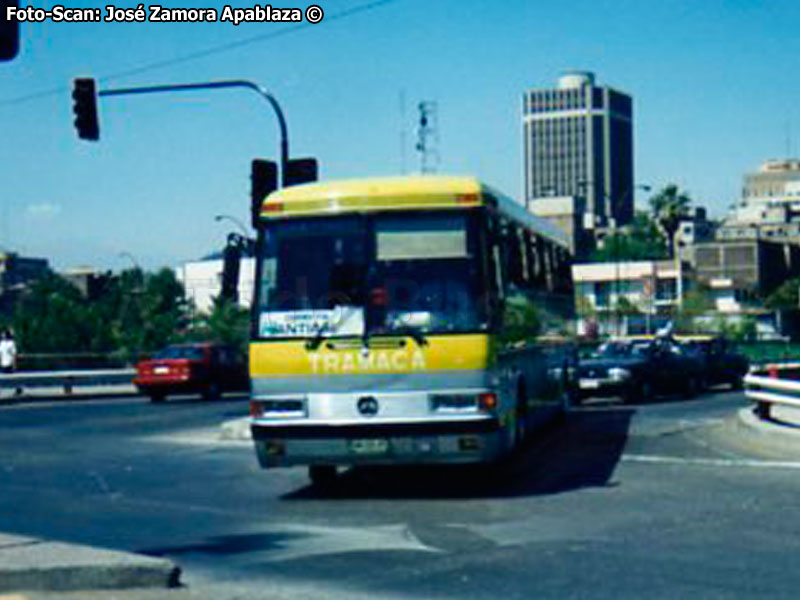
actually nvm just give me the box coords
[2,0,800,271]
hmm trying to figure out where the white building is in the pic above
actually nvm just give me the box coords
[176,258,255,314]
[728,159,800,225]
[572,260,685,335]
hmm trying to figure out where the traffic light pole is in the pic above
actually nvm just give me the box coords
[98,79,289,186]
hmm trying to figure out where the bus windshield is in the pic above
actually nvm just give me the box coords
[256,211,488,339]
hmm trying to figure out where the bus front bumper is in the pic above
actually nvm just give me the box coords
[250,417,507,468]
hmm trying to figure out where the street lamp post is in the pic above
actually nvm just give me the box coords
[611,183,652,336]
[675,240,684,312]
[118,251,140,271]
[97,80,289,186]
[214,214,249,238]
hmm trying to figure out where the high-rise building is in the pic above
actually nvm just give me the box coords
[523,71,634,228]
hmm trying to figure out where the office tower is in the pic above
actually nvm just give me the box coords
[523,71,634,228]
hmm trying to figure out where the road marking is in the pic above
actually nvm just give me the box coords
[622,453,800,470]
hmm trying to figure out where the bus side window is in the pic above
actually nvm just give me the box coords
[520,231,531,285]
[505,224,526,291]
[536,235,549,286]
[484,216,505,332]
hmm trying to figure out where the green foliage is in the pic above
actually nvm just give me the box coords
[649,184,692,257]
[674,285,714,333]
[710,314,758,342]
[737,340,800,365]
[735,316,758,342]
[12,268,189,362]
[184,296,250,355]
[764,276,800,310]
[500,293,541,345]
[615,296,641,315]
[682,286,715,316]
[575,294,595,317]
[590,212,667,262]
[13,273,94,353]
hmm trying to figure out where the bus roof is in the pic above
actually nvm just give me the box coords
[260,175,569,248]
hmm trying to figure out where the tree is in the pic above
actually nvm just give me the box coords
[13,273,95,353]
[575,294,595,318]
[591,211,668,262]
[649,184,692,258]
[12,267,189,362]
[184,296,250,355]
[615,296,642,316]
[675,285,714,333]
[764,276,800,311]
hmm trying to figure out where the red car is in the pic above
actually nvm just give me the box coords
[134,343,248,403]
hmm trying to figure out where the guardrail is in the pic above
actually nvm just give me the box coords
[0,369,136,396]
[744,362,800,420]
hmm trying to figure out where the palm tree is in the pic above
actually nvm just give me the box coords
[649,184,692,258]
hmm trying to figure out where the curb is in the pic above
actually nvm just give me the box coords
[733,406,800,455]
[737,406,800,439]
[0,534,180,593]
[220,416,252,441]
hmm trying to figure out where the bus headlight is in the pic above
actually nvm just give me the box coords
[250,398,306,418]
[608,368,631,382]
[430,392,497,414]
[430,393,479,412]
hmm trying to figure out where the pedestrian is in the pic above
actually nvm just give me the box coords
[0,329,23,397]
[0,329,16,374]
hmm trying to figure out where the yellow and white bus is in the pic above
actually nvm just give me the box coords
[248,175,575,484]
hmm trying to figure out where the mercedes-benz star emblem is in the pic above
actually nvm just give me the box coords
[357,396,379,416]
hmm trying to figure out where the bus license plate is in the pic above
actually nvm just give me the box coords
[349,439,390,455]
[579,378,600,389]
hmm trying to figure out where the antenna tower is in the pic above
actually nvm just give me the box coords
[416,101,438,174]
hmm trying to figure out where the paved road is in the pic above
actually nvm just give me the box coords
[2,391,800,599]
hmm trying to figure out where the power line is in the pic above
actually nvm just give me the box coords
[0,0,398,108]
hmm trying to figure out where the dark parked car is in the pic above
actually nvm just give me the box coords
[675,335,750,389]
[134,343,248,403]
[576,335,705,403]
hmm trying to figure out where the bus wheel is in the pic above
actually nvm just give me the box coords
[149,393,166,403]
[309,465,338,487]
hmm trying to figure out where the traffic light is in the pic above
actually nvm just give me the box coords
[250,159,277,227]
[0,0,19,61]
[284,157,318,187]
[221,234,243,303]
[72,78,100,141]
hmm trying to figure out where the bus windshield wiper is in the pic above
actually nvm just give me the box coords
[360,325,428,349]
[306,322,331,351]
[306,306,360,351]
[392,325,428,348]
